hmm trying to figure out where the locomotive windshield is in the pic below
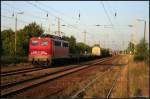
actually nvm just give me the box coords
[63,42,69,47]
[32,40,38,46]
[41,40,48,46]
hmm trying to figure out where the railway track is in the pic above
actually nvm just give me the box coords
[1,57,113,77]
[1,64,83,89]
[1,57,113,98]
[106,72,121,98]
[71,61,125,98]
[1,66,46,77]
[1,57,113,86]
[71,66,113,98]
[106,66,125,98]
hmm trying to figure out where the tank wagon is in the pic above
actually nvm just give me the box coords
[92,46,101,56]
[28,34,112,66]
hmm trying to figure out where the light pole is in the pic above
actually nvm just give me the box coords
[14,12,24,56]
[136,19,146,42]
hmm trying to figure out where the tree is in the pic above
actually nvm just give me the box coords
[1,29,15,56]
[134,38,149,61]
[17,22,44,55]
[76,42,91,54]
[127,42,135,54]
[62,35,91,54]
[93,44,100,47]
[62,35,77,54]
[22,22,44,37]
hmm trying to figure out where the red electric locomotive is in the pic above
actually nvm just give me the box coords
[28,34,69,66]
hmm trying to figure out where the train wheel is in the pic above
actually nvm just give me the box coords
[48,61,51,67]
[32,60,35,64]
[47,59,51,67]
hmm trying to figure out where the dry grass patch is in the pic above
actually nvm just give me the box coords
[83,70,118,98]
[54,68,101,98]
[129,60,149,97]
[111,55,149,98]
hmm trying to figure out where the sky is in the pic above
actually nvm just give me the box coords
[1,1,149,51]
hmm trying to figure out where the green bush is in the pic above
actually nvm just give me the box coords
[134,55,144,61]
[134,38,149,62]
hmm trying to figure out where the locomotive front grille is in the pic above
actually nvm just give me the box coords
[34,56,48,61]
[29,56,50,62]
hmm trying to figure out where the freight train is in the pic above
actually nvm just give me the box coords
[28,34,112,66]
[91,46,112,57]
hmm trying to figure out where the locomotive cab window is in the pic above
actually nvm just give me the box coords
[63,42,69,47]
[31,40,38,46]
[41,40,48,46]
[54,41,61,46]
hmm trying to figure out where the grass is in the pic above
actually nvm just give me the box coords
[134,55,144,61]
[48,55,149,98]
[134,54,149,65]
[111,55,149,98]
[129,55,149,97]
[83,70,117,98]
[53,69,99,98]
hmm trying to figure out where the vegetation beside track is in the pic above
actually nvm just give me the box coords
[129,55,149,97]
[1,22,111,65]
[110,55,149,98]
[127,37,149,64]
[51,56,119,98]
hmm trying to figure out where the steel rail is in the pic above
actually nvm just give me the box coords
[71,66,113,98]
[1,67,44,77]
[71,56,123,98]
[1,57,112,89]
[106,72,120,98]
[106,65,125,98]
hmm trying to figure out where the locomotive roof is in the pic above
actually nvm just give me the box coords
[30,34,69,43]
[41,34,69,43]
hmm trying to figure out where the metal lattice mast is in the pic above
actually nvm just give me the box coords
[58,17,60,36]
